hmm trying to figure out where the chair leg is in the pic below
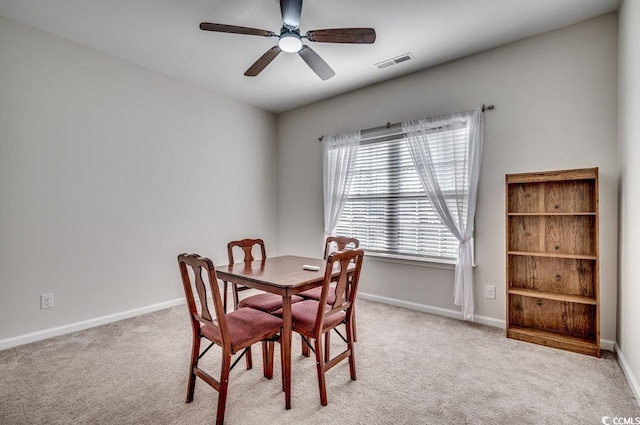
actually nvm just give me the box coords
[314,335,328,406]
[346,320,357,381]
[216,352,232,425]
[245,345,253,370]
[324,331,331,363]
[262,341,274,379]
[352,305,358,342]
[186,335,201,403]
[301,337,310,357]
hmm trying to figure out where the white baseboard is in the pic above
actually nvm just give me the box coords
[614,343,640,406]
[358,292,505,328]
[0,298,185,351]
[358,292,616,351]
[601,339,616,352]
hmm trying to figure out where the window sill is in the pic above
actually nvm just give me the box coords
[364,251,456,270]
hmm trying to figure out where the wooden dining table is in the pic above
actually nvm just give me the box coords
[215,255,332,410]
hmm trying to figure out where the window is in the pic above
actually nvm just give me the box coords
[334,122,470,261]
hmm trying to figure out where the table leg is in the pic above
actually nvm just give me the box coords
[282,294,292,409]
[223,281,228,312]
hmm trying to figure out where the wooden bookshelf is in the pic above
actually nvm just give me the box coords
[506,168,600,357]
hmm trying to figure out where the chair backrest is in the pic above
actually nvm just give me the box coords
[227,238,267,265]
[323,236,360,259]
[315,248,365,334]
[178,253,230,349]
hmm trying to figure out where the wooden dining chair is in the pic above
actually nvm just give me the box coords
[298,236,360,356]
[274,248,365,406]
[178,253,283,425]
[225,238,303,313]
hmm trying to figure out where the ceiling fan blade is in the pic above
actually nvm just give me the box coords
[306,28,376,44]
[200,22,275,37]
[298,45,335,81]
[280,0,303,28]
[244,46,282,77]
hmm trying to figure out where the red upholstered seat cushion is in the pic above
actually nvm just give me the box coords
[297,286,337,304]
[272,300,346,338]
[201,307,282,352]
[238,293,304,313]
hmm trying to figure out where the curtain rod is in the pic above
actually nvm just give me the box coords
[317,104,495,142]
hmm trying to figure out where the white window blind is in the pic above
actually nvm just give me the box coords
[335,123,470,261]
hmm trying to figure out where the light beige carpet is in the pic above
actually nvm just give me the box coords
[1,300,638,424]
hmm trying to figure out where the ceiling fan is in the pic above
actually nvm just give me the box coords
[199,0,376,81]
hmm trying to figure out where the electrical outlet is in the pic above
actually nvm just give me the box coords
[41,293,54,309]
[485,285,496,300]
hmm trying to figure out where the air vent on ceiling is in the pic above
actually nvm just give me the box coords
[375,53,414,70]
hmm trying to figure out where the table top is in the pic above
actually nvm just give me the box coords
[215,255,328,290]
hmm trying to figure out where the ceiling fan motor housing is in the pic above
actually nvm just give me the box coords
[279,27,303,53]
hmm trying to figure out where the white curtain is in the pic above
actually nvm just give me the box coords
[402,109,484,321]
[323,131,361,243]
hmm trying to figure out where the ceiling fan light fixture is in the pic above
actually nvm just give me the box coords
[279,31,302,53]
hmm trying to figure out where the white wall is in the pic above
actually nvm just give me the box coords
[0,15,277,341]
[276,14,619,341]
[617,0,640,398]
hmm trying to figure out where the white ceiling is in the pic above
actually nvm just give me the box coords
[0,0,621,113]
